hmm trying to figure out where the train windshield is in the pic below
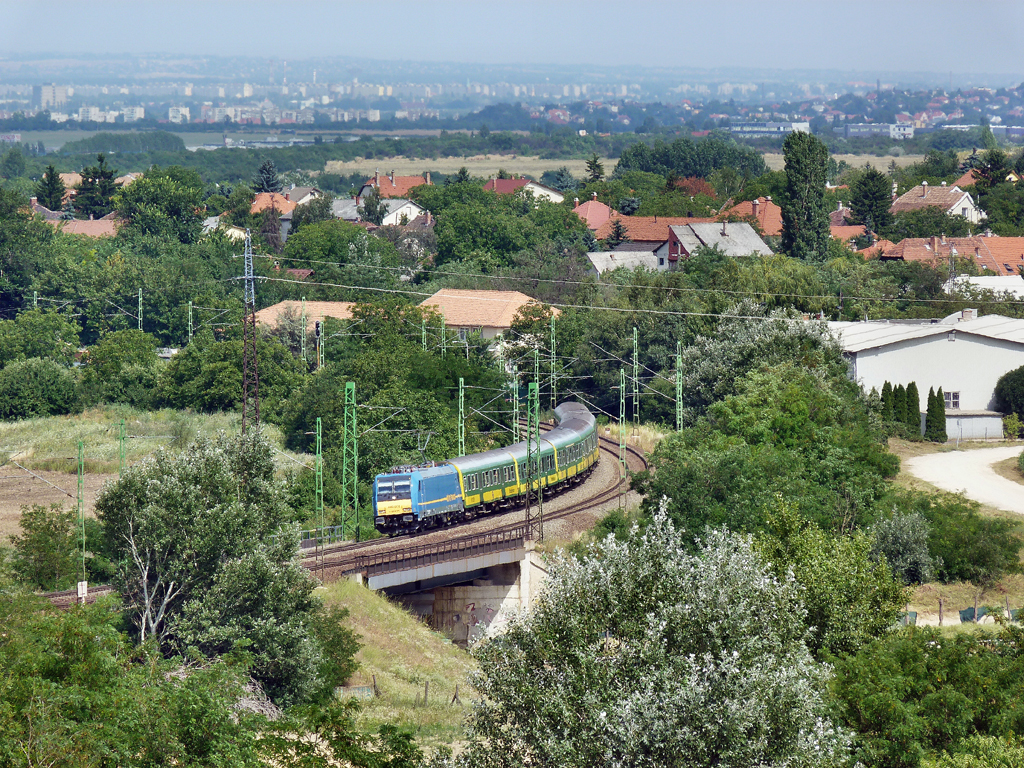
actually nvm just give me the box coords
[376,475,412,501]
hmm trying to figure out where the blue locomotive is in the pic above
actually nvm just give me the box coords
[373,402,599,535]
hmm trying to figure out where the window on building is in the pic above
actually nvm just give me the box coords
[458,328,467,341]
[944,391,960,409]
[659,257,665,266]
[962,207,968,217]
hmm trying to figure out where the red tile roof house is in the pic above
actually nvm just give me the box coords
[718,196,783,237]
[483,176,565,204]
[890,181,985,225]
[48,219,119,238]
[879,235,1024,277]
[357,171,432,201]
[419,289,557,341]
[572,193,613,230]
[595,215,716,248]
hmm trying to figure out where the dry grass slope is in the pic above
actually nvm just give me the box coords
[319,578,476,749]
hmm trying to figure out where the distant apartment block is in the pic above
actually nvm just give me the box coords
[729,121,810,137]
[168,106,191,123]
[837,123,914,140]
[32,84,68,109]
[121,106,145,122]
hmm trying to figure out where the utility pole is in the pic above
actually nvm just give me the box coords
[632,326,639,426]
[619,368,626,510]
[138,287,143,331]
[33,291,37,308]
[118,420,126,476]
[77,440,85,581]
[511,363,520,442]
[550,314,557,410]
[240,230,260,433]
[533,348,540,408]
[300,296,307,364]
[187,301,193,344]
[676,341,683,432]
[342,382,358,541]
[525,382,539,540]
[315,416,324,577]
[318,316,325,370]
[421,317,427,352]
[441,313,447,358]
[458,377,465,457]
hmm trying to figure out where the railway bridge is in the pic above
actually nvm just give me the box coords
[50,435,647,645]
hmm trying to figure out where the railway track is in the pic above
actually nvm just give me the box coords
[48,432,647,606]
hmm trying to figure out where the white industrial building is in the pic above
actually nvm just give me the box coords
[830,310,1024,440]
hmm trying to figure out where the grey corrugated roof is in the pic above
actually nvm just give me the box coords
[831,314,1024,352]
[689,222,774,256]
[332,198,360,220]
[587,251,659,274]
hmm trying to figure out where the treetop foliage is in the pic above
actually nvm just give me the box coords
[614,133,767,180]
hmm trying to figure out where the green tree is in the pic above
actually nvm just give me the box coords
[289,193,335,235]
[253,158,282,193]
[95,432,348,705]
[0,309,80,369]
[0,146,26,179]
[80,328,159,407]
[905,381,921,433]
[881,380,894,422]
[0,358,78,420]
[849,165,894,234]
[780,131,830,261]
[756,496,907,658]
[893,383,908,426]
[584,152,605,183]
[869,512,935,585]
[926,386,948,442]
[357,188,390,225]
[463,510,851,768]
[994,364,1024,417]
[9,503,78,591]
[885,208,973,240]
[605,217,629,248]
[113,171,204,243]
[34,164,65,210]
[74,153,120,219]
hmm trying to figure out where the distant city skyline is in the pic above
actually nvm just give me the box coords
[2,0,1022,79]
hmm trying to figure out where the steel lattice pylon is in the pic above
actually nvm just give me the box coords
[241,230,261,433]
[524,382,542,541]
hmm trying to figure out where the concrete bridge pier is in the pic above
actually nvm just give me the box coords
[390,543,548,647]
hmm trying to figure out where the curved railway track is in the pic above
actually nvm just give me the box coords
[48,432,647,607]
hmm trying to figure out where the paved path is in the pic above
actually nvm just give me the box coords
[905,445,1024,515]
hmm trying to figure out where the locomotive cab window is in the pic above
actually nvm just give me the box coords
[377,476,411,501]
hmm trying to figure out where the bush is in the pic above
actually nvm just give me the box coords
[995,364,1024,417]
[895,491,1021,585]
[869,512,935,585]
[1004,413,1023,440]
[0,358,78,420]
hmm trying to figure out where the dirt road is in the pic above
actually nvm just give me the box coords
[904,446,1024,515]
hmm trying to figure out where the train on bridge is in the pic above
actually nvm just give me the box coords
[373,402,599,536]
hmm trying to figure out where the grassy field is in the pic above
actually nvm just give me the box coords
[324,154,602,181]
[763,152,925,172]
[320,578,476,752]
[887,437,1024,624]
[0,406,312,538]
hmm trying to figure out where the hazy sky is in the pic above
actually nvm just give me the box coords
[3,0,1022,76]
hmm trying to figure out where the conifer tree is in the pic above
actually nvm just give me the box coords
[35,164,65,211]
[881,381,893,422]
[253,159,282,193]
[893,384,907,426]
[905,381,920,434]
[925,386,948,442]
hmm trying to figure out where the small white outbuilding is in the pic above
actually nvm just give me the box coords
[830,310,1024,440]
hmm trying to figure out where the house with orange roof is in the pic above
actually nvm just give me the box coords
[483,176,564,203]
[48,219,119,238]
[357,171,432,201]
[254,300,355,333]
[595,215,716,247]
[572,193,613,230]
[419,289,556,340]
[879,235,1024,277]
[890,181,984,224]
[718,197,782,237]
[831,225,866,243]
[251,192,297,215]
